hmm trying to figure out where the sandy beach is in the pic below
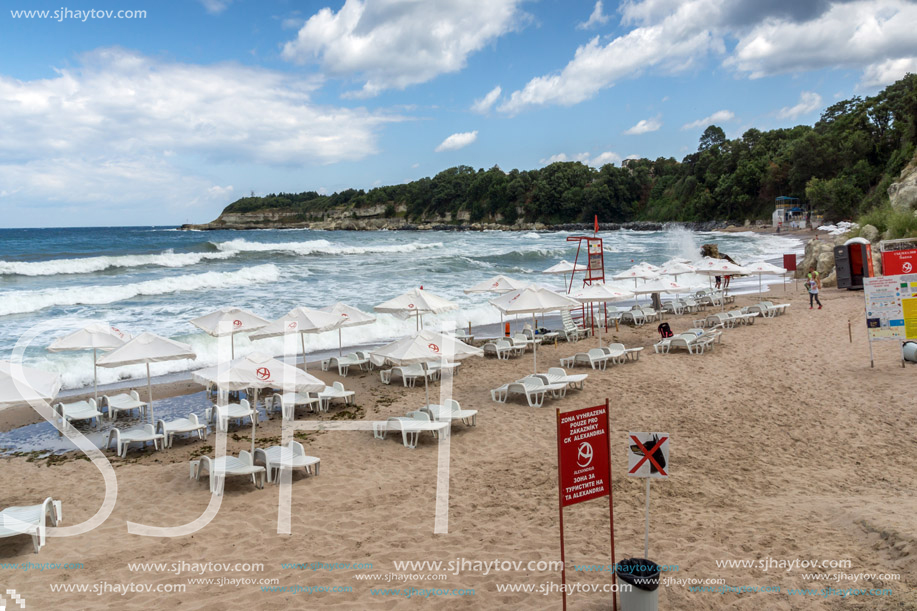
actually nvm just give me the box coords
[2,285,915,610]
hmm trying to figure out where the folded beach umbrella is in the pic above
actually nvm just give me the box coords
[369,332,482,407]
[192,352,325,454]
[321,302,377,356]
[189,307,270,359]
[48,323,131,402]
[0,361,62,409]
[374,288,458,331]
[570,284,635,347]
[742,261,788,297]
[249,307,344,371]
[97,332,196,422]
[490,286,580,373]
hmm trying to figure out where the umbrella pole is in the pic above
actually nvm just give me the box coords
[231,335,235,360]
[146,362,153,424]
[301,333,307,372]
[532,314,537,374]
[251,388,257,456]
[338,328,343,357]
[93,348,98,404]
[423,365,430,408]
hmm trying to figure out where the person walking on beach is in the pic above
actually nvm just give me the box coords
[807,267,822,309]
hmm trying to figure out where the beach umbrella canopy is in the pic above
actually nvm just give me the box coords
[693,257,749,275]
[612,265,661,290]
[97,332,196,422]
[570,284,635,347]
[189,307,270,358]
[743,261,788,296]
[249,307,345,370]
[192,352,325,454]
[543,260,588,274]
[321,302,377,356]
[369,332,482,406]
[0,361,61,409]
[658,262,696,277]
[464,275,529,294]
[662,257,692,266]
[632,278,690,295]
[48,323,131,402]
[374,288,458,330]
[490,287,580,373]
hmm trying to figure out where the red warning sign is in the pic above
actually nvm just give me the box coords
[558,405,610,507]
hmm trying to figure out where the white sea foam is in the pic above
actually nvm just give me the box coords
[0,264,280,317]
[0,249,236,276]
[212,238,444,256]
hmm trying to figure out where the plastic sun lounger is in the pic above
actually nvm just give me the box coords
[601,344,627,364]
[482,339,523,360]
[107,424,164,457]
[380,364,438,388]
[254,441,320,484]
[101,391,148,421]
[205,400,256,432]
[316,382,355,412]
[421,399,478,426]
[156,413,207,448]
[511,333,538,351]
[667,333,707,355]
[0,498,62,553]
[55,399,104,430]
[530,367,588,391]
[620,310,646,326]
[193,451,265,495]
[267,392,321,419]
[372,411,449,449]
[560,348,613,370]
[490,378,567,407]
[321,352,370,376]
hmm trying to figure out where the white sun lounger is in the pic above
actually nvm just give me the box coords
[372,411,449,449]
[254,441,320,483]
[156,413,207,448]
[420,399,478,426]
[54,399,103,430]
[316,382,355,411]
[106,424,164,457]
[0,498,62,553]
[380,364,438,387]
[667,333,708,355]
[205,399,256,432]
[482,339,524,359]
[559,348,613,370]
[511,333,538,351]
[267,392,321,419]
[321,352,370,376]
[601,344,627,364]
[101,391,148,421]
[620,309,646,326]
[530,367,588,390]
[491,377,567,407]
[193,451,265,495]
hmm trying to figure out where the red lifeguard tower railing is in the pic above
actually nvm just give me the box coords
[566,225,606,336]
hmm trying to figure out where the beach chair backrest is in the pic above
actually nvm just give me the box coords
[548,367,566,377]
[587,348,606,359]
[445,399,461,413]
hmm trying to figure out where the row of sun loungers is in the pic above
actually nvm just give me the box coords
[190,441,321,494]
[559,344,644,370]
[654,329,722,355]
[490,368,589,407]
[321,351,371,376]
[373,399,478,448]
[379,362,460,386]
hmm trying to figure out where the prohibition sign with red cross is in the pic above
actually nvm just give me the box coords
[627,433,669,479]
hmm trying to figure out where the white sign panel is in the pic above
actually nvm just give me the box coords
[627,432,670,479]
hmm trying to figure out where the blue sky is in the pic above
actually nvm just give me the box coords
[1,0,916,227]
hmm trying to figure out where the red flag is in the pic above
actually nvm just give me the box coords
[594,215,599,234]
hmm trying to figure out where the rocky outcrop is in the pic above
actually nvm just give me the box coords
[888,154,917,212]
[797,238,836,278]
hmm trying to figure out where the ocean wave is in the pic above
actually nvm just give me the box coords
[0,264,280,317]
[0,249,236,277]
[211,238,444,256]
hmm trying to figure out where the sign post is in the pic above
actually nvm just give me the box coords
[627,432,670,559]
[864,274,917,367]
[556,401,615,610]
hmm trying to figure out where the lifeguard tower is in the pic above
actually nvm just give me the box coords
[566,232,606,335]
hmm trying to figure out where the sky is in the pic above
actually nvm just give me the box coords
[1,0,916,227]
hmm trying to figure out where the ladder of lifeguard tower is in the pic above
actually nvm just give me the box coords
[566,235,605,336]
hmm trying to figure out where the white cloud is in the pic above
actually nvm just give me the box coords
[282,0,526,97]
[681,109,735,130]
[502,0,917,113]
[577,1,610,30]
[540,151,621,167]
[471,86,502,113]
[435,131,478,152]
[624,116,662,134]
[860,56,917,88]
[777,92,823,120]
[200,0,232,14]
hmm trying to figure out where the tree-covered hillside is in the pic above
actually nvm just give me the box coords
[223,75,917,226]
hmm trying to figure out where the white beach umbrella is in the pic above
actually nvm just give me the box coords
[249,307,345,370]
[663,257,692,265]
[374,288,459,331]
[693,257,751,309]
[189,307,270,359]
[542,260,588,293]
[490,287,580,373]
[464,275,530,294]
[0,361,61,409]
[321,302,377,356]
[612,265,660,288]
[570,284,635,347]
[192,352,325,454]
[369,332,482,407]
[743,261,788,296]
[96,332,196,422]
[48,323,131,402]
[658,261,696,280]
